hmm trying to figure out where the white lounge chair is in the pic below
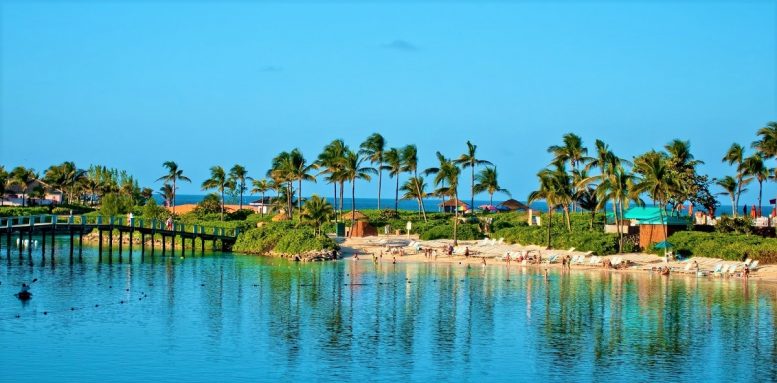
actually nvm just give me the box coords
[711,263,723,274]
[749,260,759,271]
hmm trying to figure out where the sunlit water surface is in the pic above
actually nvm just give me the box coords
[1,238,776,382]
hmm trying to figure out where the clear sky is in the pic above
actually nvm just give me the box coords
[1,1,775,203]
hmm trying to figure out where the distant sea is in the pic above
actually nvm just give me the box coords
[158,195,774,217]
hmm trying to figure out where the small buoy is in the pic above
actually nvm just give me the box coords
[125,289,129,292]
[43,311,48,315]
[95,304,99,307]
[200,283,205,287]
[120,300,124,304]
[108,286,112,289]
[71,307,75,311]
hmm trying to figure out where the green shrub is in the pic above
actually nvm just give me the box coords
[233,222,337,255]
[419,223,481,241]
[0,206,50,217]
[661,231,777,262]
[99,193,134,216]
[193,193,222,216]
[141,199,168,220]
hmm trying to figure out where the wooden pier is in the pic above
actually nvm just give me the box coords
[0,215,239,261]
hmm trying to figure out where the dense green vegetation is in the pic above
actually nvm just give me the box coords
[233,222,337,255]
[660,231,777,263]
[491,212,637,255]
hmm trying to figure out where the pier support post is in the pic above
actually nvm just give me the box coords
[69,228,74,262]
[98,230,103,261]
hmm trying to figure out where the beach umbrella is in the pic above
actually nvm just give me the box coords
[654,240,673,249]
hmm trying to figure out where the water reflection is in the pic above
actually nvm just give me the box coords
[0,239,776,382]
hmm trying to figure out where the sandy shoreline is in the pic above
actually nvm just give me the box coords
[338,235,777,283]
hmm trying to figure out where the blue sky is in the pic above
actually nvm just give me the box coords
[1,1,775,203]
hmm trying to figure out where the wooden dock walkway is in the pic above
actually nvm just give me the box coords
[0,215,240,261]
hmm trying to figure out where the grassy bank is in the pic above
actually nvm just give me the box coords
[659,231,777,263]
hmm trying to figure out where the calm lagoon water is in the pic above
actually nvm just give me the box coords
[1,238,776,382]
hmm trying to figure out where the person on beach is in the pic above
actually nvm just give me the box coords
[392,255,396,264]
[561,256,567,268]
[543,268,548,281]
[482,258,487,266]
[166,217,173,230]
[743,263,750,279]
[465,247,470,257]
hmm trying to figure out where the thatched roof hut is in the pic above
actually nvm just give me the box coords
[340,210,369,221]
[439,199,469,213]
[499,199,530,211]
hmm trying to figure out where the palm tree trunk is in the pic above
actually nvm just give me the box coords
[660,202,668,262]
[395,175,399,212]
[546,208,553,249]
[414,170,427,222]
[563,206,571,232]
[617,200,625,253]
[470,163,475,211]
[339,181,345,216]
[758,180,763,217]
[220,188,225,221]
[172,179,176,214]
[333,182,337,222]
[287,182,293,219]
[351,180,356,235]
[261,192,265,216]
[239,184,243,210]
[453,192,459,246]
[489,192,493,208]
[377,167,382,211]
[298,179,303,222]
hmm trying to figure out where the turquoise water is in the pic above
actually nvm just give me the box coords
[1,238,775,382]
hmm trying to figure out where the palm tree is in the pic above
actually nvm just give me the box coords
[742,153,770,216]
[301,195,334,235]
[443,165,462,245]
[722,143,747,217]
[158,184,174,208]
[156,161,191,215]
[0,166,8,206]
[474,166,510,207]
[401,176,428,218]
[577,187,599,229]
[600,167,640,252]
[402,145,428,222]
[359,133,386,210]
[455,141,493,212]
[229,164,250,210]
[44,161,85,204]
[528,167,567,248]
[341,150,376,229]
[631,154,675,262]
[201,166,232,220]
[250,178,271,216]
[9,166,35,207]
[268,151,295,219]
[384,148,403,212]
[715,176,741,218]
[424,151,457,209]
[317,139,348,216]
[548,133,589,211]
[289,149,316,221]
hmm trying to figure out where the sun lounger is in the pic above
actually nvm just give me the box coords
[743,258,752,267]
[611,257,622,267]
[589,256,600,265]
[545,254,559,264]
[711,263,723,274]
[749,260,759,271]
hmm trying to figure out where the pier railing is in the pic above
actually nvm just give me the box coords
[0,215,240,238]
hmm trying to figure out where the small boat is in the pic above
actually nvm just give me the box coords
[15,291,32,300]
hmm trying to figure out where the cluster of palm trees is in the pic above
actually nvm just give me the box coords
[0,163,148,207]
[258,134,506,235]
[530,133,715,252]
[719,121,777,217]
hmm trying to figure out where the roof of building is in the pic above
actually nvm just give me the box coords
[623,207,689,225]
[439,199,469,208]
[499,199,530,210]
